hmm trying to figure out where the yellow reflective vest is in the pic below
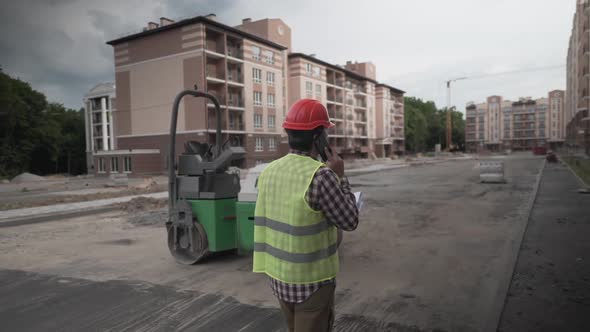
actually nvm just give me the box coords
[253,154,339,284]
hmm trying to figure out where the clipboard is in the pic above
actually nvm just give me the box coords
[354,192,364,211]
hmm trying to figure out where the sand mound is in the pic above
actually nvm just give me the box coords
[11,172,45,184]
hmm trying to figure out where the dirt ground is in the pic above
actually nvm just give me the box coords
[0,179,166,211]
[0,154,544,332]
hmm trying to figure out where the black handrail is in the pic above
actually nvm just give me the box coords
[168,89,222,210]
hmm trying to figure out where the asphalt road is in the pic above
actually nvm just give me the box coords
[498,161,590,332]
[0,155,545,332]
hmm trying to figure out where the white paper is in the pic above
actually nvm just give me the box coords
[354,192,364,211]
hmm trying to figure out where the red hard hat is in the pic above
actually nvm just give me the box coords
[283,99,335,131]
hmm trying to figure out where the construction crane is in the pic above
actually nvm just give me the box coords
[444,64,565,151]
[446,77,468,150]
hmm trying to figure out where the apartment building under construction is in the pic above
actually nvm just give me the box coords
[565,0,590,154]
[465,91,565,152]
[84,14,404,175]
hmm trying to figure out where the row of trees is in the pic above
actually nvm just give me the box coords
[404,96,465,153]
[0,69,86,178]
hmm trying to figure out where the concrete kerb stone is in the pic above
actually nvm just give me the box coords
[0,192,168,228]
[0,206,118,228]
[489,159,547,332]
[346,164,409,177]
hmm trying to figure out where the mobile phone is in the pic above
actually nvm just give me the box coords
[315,130,332,162]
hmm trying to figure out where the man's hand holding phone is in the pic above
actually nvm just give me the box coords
[325,147,344,178]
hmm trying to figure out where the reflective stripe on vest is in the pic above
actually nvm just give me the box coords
[253,243,338,264]
[252,154,339,284]
[254,216,331,236]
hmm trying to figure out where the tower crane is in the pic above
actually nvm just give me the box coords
[446,77,468,150]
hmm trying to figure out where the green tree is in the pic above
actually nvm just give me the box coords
[0,69,86,178]
[404,97,466,153]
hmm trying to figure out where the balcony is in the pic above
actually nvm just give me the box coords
[205,29,225,56]
[206,92,226,106]
[328,127,345,136]
[92,114,103,124]
[208,116,227,130]
[227,73,244,87]
[226,39,244,61]
[513,116,536,123]
[228,121,245,131]
[328,109,344,120]
[90,100,105,111]
[206,66,225,84]
[227,95,244,109]
[354,129,367,137]
[327,94,344,104]
[92,129,104,137]
[354,99,367,109]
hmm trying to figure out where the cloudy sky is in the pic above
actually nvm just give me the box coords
[0,0,576,111]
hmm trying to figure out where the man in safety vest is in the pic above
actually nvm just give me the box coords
[253,99,360,332]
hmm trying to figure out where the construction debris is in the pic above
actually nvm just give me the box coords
[479,161,505,183]
[132,177,158,190]
[116,196,168,226]
[116,196,167,213]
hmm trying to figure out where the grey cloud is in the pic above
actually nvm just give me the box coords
[0,0,576,111]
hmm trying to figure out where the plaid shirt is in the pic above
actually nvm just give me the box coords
[269,149,359,303]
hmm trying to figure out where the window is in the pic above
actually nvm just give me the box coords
[254,113,263,128]
[267,93,275,108]
[254,91,263,106]
[124,156,132,173]
[252,68,262,83]
[269,137,277,151]
[98,157,105,173]
[255,137,264,151]
[306,63,312,74]
[268,115,275,128]
[315,84,322,98]
[305,81,313,96]
[252,46,261,61]
[267,71,275,86]
[313,67,320,77]
[110,157,119,173]
[264,50,274,64]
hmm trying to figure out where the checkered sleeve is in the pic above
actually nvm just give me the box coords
[309,167,359,231]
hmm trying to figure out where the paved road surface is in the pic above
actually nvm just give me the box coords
[498,161,590,331]
[0,155,544,331]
